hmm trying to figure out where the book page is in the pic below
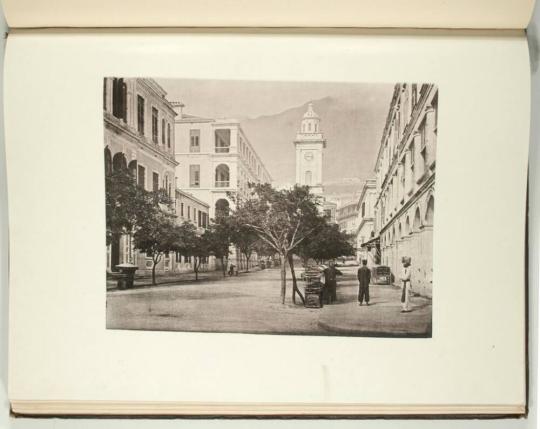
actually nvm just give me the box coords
[5,29,529,415]
[1,0,536,30]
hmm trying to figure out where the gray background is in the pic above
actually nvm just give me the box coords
[1,3,539,429]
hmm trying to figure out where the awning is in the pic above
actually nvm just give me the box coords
[361,236,380,248]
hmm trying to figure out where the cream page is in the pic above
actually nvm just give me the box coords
[1,0,536,29]
[5,29,529,413]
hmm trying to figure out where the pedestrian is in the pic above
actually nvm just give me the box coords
[357,259,371,306]
[400,256,412,312]
[324,261,339,304]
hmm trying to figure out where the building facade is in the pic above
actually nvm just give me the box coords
[174,110,272,270]
[336,202,359,235]
[171,189,212,273]
[104,77,178,272]
[355,179,378,266]
[174,112,272,219]
[373,84,437,297]
[294,103,326,196]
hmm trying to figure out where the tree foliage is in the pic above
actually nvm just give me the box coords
[132,212,178,285]
[175,221,210,281]
[297,223,355,264]
[105,169,173,246]
[204,217,232,277]
[233,183,326,304]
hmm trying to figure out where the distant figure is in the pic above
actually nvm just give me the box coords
[228,263,236,276]
[357,259,371,306]
[324,261,340,304]
[400,257,412,312]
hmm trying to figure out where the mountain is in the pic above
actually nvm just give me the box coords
[240,89,391,195]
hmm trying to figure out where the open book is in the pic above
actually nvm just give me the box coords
[4,0,533,418]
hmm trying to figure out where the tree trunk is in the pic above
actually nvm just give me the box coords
[152,258,157,286]
[244,252,251,272]
[288,254,305,305]
[280,253,287,304]
[220,256,227,277]
[194,257,199,281]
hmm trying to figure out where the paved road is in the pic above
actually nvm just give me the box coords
[107,266,432,337]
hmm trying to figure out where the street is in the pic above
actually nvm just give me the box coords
[107,266,432,337]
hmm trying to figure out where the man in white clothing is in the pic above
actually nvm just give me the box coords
[400,256,412,312]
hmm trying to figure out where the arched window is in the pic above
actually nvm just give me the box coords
[305,170,312,185]
[112,152,127,172]
[425,195,435,226]
[405,216,411,235]
[128,160,137,179]
[104,147,112,176]
[215,199,230,217]
[215,164,230,187]
[308,122,312,132]
[413,207,422,232]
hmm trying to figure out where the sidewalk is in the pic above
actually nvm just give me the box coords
[106,268,257,291]
[318,282,432,337]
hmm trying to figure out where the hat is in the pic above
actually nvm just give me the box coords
[401,256,411,264]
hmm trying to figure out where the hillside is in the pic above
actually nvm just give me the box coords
[241,89,391,196]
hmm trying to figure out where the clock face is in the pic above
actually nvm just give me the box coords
[304,152,314,161]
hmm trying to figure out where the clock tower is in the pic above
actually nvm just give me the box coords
[294,102,326,196]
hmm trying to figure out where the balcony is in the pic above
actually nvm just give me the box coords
[215,181,230,188]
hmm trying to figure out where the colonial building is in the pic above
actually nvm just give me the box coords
[323,200,337,223]
[174,109,272,270]
[174,111,272,219]
[104,77,178,272]
[373,84,437,297]
[294,102,326,196]
[355,179,377,266]
[336,201,359,235]
[171,189,212,273]
[293,102,337,220]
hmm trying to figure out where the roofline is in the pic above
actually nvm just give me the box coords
[175,188,210,208]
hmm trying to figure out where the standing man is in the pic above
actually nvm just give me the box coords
[357,259,371,306]
[324,261,339,304]
[400,256,412,312]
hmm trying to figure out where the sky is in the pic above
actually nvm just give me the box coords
[157,78,394,121]
[156,78,395,192]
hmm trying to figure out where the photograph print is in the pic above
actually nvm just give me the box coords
[104,78,437,337]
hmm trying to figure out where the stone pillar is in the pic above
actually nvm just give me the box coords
[398,162,404,204]
[105,78,113,113]
[421,226,434,297]
[425,106,437,170]
[404,148,413,195]
[413,131,424,183]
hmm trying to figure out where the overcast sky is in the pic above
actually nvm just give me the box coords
[157,78,394,120]
[156,78,395,190]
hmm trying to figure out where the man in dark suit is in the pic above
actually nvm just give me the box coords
[324,261,341,304]
[357,259,371,306]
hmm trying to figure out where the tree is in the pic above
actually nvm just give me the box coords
[234,184,325,304]
[105,169,173,246]
[297,223,355,264]
[175,222,210,282]
[205,219,232,277]
[228,216,260,272]
[133,212,178,285]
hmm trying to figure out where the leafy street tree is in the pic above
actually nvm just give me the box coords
[205,218,232,277]
[228,216,260,272]
[234,184,325,304]
[175,222,211,282]
[132,212,178,286]
[105,169,173,247]
[297,223,355,265]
